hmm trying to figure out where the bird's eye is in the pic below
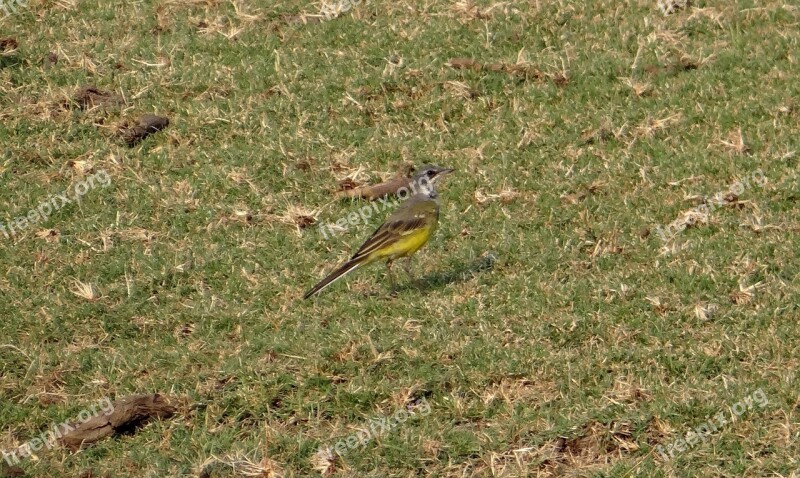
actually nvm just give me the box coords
[426,170,435,177]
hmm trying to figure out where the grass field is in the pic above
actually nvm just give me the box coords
[1,0,799,476]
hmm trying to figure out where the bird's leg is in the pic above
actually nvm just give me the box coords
[385,259,397,295]
[403,256,419,288]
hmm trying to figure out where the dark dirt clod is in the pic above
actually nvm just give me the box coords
[0,37,19,53]
[294,215,316,229]
[552,73,570,87]
[119,114,171,146]
[677,57,699,70]
[44,51,58,67]
[337,177,360,191]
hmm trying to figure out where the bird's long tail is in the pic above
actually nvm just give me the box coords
[303,258,364,299]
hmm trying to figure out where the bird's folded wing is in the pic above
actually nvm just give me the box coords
[349,214,430,261]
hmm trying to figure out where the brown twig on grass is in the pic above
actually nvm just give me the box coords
[58,394,176,451]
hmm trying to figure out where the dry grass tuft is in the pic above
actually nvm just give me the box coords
[203,453,285,477]
[70,280,100,301]
[474,187,519,206]
[718,127,751,155]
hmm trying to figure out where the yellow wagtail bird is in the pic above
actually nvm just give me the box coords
[304,165,454,299]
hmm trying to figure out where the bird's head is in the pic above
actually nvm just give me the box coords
[410,164,454,197]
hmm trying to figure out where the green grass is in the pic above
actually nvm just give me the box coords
[1,0,799,476]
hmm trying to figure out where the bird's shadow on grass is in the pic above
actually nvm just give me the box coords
[398,252,497,293]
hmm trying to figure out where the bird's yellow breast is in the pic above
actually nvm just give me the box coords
[369,222,434,261]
